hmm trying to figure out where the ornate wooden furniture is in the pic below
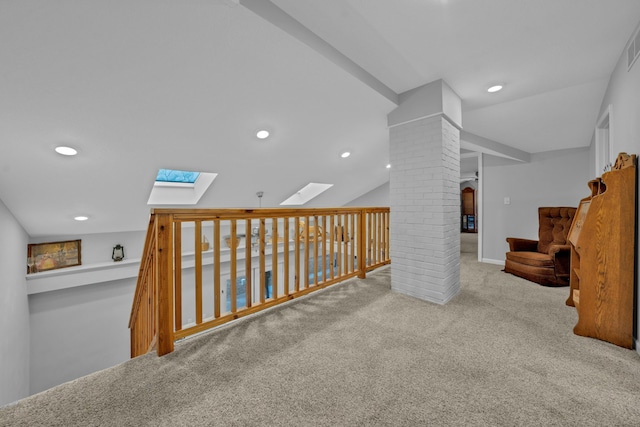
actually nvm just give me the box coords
[504,207,577,287]
[461,187,476,232]
[566,152,637,349]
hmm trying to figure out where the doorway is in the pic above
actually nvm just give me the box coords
[595,105,612,176]
[460,152,482,261]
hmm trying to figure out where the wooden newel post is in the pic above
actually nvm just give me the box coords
[358,210,367,279]
[156,214,175,356]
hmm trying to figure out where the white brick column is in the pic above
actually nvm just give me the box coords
[388,80,461,304]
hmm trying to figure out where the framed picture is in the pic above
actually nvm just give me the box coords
[27,239,81,274]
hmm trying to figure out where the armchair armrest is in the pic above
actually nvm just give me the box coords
[506,237,538,252]
[548,244,572,278]
[548,244,571,256]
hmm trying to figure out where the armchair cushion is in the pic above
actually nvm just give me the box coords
[504,206,577,287]
[505,251,554,268]
[537,207,575,254]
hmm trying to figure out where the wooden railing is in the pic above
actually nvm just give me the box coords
[128,216,158,357]
[129,207,390,357]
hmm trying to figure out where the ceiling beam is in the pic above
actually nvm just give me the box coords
[240,0,399,105]
[460,130,530,162]
[240,0,530,165]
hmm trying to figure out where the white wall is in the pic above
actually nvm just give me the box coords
[0,199,30,406]
[594,20,640,352]
[481,147,590,263]
[0,199,145,401]
[28,276,136,395]
[26,228,145,395]
[26,229,145,395]
[344,181,389,206]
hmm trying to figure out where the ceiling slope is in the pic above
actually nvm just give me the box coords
[1,1,640,236]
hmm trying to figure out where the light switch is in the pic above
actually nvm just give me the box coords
[504,197,511,205]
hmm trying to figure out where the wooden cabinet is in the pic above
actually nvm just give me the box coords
[461,187,476,232]
[566,153,637,349]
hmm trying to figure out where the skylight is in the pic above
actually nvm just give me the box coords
[148,169,217,205]
[280,183,333,206]
[155,169,200,185]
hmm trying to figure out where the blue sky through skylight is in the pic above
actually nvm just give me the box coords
[155,169,200,184]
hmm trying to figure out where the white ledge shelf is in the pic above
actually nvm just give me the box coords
[26,241,308,296]
[26,258,142,295]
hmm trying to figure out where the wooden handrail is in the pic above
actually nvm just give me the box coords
[129,207,390,357]
[128,215,157,358]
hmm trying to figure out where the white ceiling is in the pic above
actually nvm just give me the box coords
[1,0,639,237]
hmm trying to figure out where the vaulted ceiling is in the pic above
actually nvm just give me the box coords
[1,0,639,237]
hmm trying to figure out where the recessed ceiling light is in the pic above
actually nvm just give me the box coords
[341,152,351,158]
[256,130,270,139]
[55,146,78,156]
[74,216,89,221]
[487,84,503,93]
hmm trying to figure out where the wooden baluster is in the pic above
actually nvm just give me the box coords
[213,220,221,318]
[294,216,300,292]
[156,213,175,356]
[272,219,278,299]
[321,215,327,283]
[313,215,319,286]
[259,218,266,303]
[384,211,389,261]
[378,212,383,264]
[245,219,252,308]
[284,218,290,296]
[342,214,348,276]
[195,221,203,324]
[329,215,335,279]
[336,214,344,277]
[230,220,237,314]
[303,217,310,288]
[358,211,366,278]
[368,211,373,268]
[174,222,183,331]
[349,213,355,273]
[373,213,377,267]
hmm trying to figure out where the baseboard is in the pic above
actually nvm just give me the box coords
[481,258,505,266]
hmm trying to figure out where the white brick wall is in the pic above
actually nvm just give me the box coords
[389,115,460,304]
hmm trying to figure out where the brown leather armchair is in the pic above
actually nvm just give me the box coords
[504,207,577,287]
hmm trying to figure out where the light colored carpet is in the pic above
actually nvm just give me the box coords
[2,233,639,426]
[460,231,478,254]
